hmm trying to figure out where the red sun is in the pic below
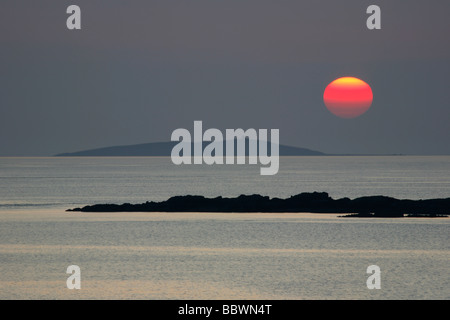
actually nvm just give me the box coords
[323,77,373,119]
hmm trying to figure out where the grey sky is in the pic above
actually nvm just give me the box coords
[1,0,449,156]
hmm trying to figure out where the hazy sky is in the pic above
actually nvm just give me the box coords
[1,0,449,156]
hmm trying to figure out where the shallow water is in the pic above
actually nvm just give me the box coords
[0,210,448,299]
[0,156,449,299]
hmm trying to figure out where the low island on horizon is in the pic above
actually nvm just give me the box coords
[53,140,407,157]
[54,141,325,157]
[67,192,449,218]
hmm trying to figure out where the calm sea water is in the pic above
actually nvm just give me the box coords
[1,156,450,210]
[0,156,449,299]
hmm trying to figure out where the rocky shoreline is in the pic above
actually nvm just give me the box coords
[67,192,450,218]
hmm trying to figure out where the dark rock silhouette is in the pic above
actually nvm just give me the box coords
[67,192,450,217]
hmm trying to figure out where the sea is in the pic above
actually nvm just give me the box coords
[0,156,449,299]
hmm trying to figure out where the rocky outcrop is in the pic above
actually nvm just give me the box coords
[67,192,450,217]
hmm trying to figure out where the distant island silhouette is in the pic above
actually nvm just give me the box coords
[67,192,449,218]
[54,141,325,157]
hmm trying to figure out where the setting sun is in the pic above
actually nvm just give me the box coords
[323,77,373,119]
